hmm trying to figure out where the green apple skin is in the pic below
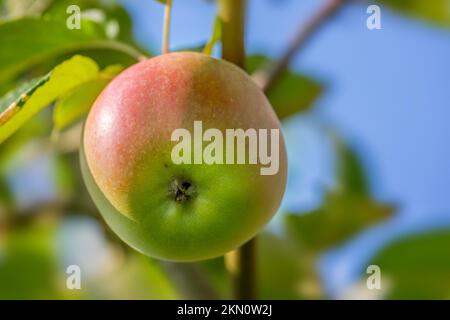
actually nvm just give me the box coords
[82,52,287,261]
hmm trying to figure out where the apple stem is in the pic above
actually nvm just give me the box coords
[162,0,173,54]
[219,0,256,300]
[219,0,246,69]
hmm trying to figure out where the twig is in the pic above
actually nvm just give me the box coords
[260,0,347,92]
[225,239,257,299]
[162,0,173,54]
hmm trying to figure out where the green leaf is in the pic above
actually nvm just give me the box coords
[53,64,122,130]
[258,233,307,299]
[284,136,394,252]
[173,43,206,53]
[200,257,231,298]
[0,76,50,115]
[203,16,222,55]
[246,55,272,76]
[53,152,75,202]
[2,0,54,19]
[370,230,450,299]
[0,16,143,85]
[0,112,51,167]
[0,55,99,143]
[334,136,370,196]
[378,0,450,27]
[0,221,61,299]
[44,0,140,46]
[267,72,324,119]
[199,232,325,299]
[247,55,323,119]
[0,173,13,209]
[84,253,179,299]
[0,17,102,84]
[285,193,393,252]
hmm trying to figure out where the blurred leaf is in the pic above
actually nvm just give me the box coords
[0,221,62,299]
[0,1,6,18]
[247,55,323,119]
[44,0,140,46]
[0,16,142,85]
[173,43,206,53]
[159,261,219,299]
[335,137,370,196]
[0,0,145,92]
[267,72,324,119]
[286,138,394,252]
[199,232,323,299]
[53,64,122,130]
[371,230,450,299]
[0,55,99,143]
[258,233,305,299]
[87,253,179,299]
[378,0,450,27]
[203,16,222,55]
[200,257,231,298]
[0,112,51,167]
[246,55,271,78]
[154,0,167,4]
[2,0,54,18]
[0,173,13,209]
[286,193,393,252]
[0,17,101,84]
[53,152,75,201]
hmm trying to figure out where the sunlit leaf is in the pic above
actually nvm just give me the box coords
[0,55,99,143]
[0,76,50,115]
[370,230,450,299]
[53,64,123,130]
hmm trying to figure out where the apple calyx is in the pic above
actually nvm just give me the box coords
[169,177,196,203]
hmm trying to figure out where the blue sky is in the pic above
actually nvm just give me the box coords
[122,0,450,296]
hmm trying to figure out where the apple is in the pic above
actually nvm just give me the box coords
[81,52,287,261]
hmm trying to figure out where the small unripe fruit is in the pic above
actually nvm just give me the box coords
[81,52,287,261]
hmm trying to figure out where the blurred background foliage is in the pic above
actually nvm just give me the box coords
[0,0,449,299]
